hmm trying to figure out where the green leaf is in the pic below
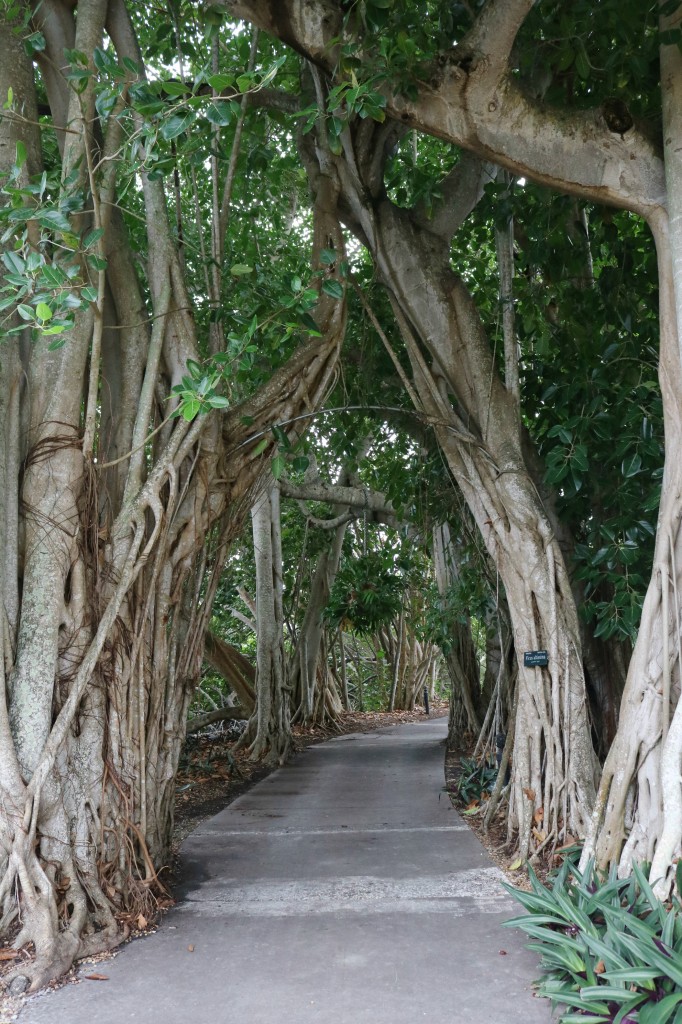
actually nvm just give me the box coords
[161,80,188,96]
[615,932,682,988]
[271,424,291,450]
[83,227,105,248]
[207,395,230,409]
[252,437,269,456]
[230,264,253,276]
[160,111,195,140]
[207,73,234,91]
[81,286,98,304]
[236,73,254,93]
[2,251,26,275]
[602,967,661,988]
[35,302,52,321]
[93,47,114,73]
[580,986,645,1003]
[36,209,72,233]
[15,141,26,168]
[16,304,34,321]
[622,452,642,477]
[639,994,682,1024]
[205,101,233,126]
[556,1016,609,1024]
[181,398,201,421]
[575,48,590,79]
[23,31,46,55]
[87,254,108,271]
[322,279,344,300]
[271,453,286,479]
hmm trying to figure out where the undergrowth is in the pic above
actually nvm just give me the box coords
[505,858,682,1024]
[453,755,498,804]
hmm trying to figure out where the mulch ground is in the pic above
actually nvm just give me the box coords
[444,743,559,891]
[444,744,524,885]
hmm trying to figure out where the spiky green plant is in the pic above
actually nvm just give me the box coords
[505,860,682,1024]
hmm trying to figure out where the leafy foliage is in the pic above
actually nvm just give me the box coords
[506,860,682,1023]
[0,140,102,345]
[323,550,408,635]
[454,757,498,805]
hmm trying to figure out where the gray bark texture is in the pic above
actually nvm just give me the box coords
[0,0,346,988]
[228,0,682,881]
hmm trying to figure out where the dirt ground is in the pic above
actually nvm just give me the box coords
[444,744,560,891]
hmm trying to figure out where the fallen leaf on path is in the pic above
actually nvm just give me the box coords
[0,949,19,960]
[84,973,109,981]
[136,914,148,930]
[187,944,195,952]
[523,788,536,802]
[508,857,523,871]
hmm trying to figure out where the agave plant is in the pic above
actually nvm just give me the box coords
[505,860,682,1024]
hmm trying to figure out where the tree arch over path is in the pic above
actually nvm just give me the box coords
[227,0,682,889]
[0,0,346,988]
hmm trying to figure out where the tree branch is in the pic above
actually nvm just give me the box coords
[458,0,534,73]
[412,152,496,242]
[280,478,395,516]
[226,0,664,218]
[186,707,248,734]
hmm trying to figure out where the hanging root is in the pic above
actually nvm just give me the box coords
[0,835,130,993]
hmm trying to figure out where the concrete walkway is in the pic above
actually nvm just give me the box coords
[21,718,549,1023]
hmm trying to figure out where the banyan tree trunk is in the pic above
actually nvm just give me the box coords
[289,519,347,726]
[0,1,346,988]
[241,482,291,763]
[321,132,598,858]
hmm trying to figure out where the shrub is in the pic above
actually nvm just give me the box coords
[504,859,682,1024]
[454,756,498,804]
[323,553,407,635]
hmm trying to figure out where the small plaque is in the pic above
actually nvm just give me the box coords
[524,650,548,667]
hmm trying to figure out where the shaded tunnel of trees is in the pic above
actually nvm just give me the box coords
[1,0,682,989]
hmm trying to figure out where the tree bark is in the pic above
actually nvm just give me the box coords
[334,169,598,855]
[289,519,347,726]
[203,631,256,712]
[0,0,346,987]
[243,483,291,763]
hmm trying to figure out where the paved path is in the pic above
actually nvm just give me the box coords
[22,719,549,1023]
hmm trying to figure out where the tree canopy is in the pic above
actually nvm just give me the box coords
[1,0,682,991]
